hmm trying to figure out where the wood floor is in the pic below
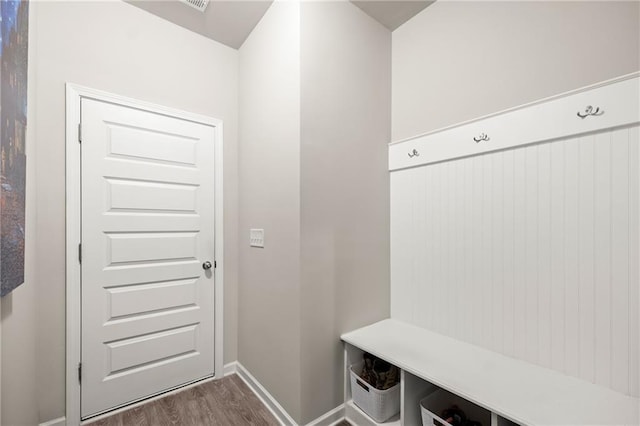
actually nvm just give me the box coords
[87,374,279,426]
[87,374,353,425]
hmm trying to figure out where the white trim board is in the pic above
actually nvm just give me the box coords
[234,362,346,426]
[307,404,345,426]
[390,72,640,171]
[39,417,66,426]
[235,362,298,426]
[223,361,238,377]
[344,400,398,426]
[391,71,640,146]
[64,84,225,426]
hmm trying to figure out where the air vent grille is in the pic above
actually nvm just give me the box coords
[179,0,209,12]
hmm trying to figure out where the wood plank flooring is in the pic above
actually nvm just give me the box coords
[87,374,279,426]
[87,374,354,425]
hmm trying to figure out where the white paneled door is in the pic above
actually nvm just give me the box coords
[80,98,216,418]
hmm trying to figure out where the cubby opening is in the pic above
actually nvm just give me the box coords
[344,342,526,426]
[402,371,492,426]
[344,344,401,425]
[494,414,520,426]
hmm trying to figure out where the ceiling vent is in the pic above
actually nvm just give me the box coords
[180,0,209,12]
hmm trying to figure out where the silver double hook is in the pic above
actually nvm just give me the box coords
[577,105,604,119]
[473,133,490,143]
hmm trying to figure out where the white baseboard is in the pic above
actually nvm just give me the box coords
[307,404,346,426]
[39,417,66,426]
[235,362,297,425]
[344,400,396,426]
[223,361,238,377]
[234,361,346,426]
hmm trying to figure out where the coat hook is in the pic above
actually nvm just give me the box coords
[473,133,490,143]
[577,105,604,119]
[408,149,420,158]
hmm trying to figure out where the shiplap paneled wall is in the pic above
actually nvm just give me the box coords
[390,125,639,397]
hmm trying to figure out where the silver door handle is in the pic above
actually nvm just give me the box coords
[202,261,213,270]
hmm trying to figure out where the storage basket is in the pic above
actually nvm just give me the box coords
[420,388,490,426]
[350,361,400,423]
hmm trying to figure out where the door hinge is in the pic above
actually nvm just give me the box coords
[78,363,82,384]
[78,243,82,263]
[78,123,82,143]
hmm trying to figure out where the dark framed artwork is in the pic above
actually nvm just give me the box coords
[0,0,28,297]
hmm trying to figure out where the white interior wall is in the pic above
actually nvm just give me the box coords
[1,2,240,424]
[0,3,38,424]
[238,2,392,423]
[299,2,390,423]
[392,1,640,140]
[238,1,303,422]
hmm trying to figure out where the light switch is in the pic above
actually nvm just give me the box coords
[250,229,264,248]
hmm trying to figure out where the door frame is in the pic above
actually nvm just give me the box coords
[65,84,224,425]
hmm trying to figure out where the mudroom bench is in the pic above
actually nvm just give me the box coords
[341,319,639,426]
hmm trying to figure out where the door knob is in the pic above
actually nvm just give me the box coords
[202,261,213,270]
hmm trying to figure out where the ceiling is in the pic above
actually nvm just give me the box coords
[351,1,434,31]
[127,0,434,50]
[126,0,274,49]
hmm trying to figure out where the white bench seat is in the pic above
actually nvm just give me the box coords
[341,319,639,426]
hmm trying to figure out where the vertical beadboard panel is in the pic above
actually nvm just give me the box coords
[413,165,428,329]
[428,167,439,329]
[444,161,455,337]
[513,149,527,360]
[472,156,484,346]
[564,137,580,378]
[502,150,516,358]
[461,156,474,343]
[452,159,464,340]
[389,124,639,396]
[629,126,640,398]
[453,161,467,339]
[492,151,505,353]
[524,145,539,365]
[594,131,612,389]
[432,161,444,334]
[537,142,552,369]
[390,170,414,322]
[578,134,596,383]
[483,154,494,349]
[550,139,566,373]
[611,128,630,395]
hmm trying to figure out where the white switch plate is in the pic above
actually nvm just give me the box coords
[250,229,264,248]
